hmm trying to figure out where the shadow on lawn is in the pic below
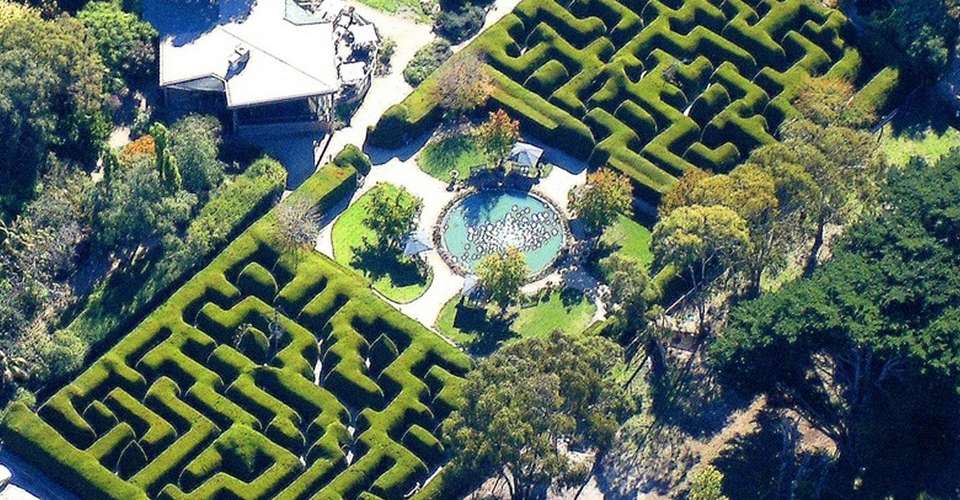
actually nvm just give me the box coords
[886,89,960,140]
[448,302,517,356]
[558,286,585,307]
[352,242,427,289]
[423,134,476,168]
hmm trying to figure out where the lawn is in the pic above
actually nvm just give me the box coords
[881,91,960,167]
[355,0,434,20]
[331,183,431,303]
[436,288,597,356]
[418,132,556,182]
[417,133,486,182]
[600,214,654,269]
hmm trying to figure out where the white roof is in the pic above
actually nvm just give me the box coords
[158,0,339,108]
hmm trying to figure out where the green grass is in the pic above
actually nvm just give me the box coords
[436,288,597,356]
[881,92,960,167]
[355,0,434,20]
[417,134,486,182]
[600,214,654,269]
[417,133,556,182]
[331,184,431,303]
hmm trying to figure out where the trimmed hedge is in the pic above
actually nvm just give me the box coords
[1,147,471,499]
[53,156,286,382]
[368,0,901,206]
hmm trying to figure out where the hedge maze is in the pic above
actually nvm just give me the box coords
[1,157,471,499]
[371,0,900,202]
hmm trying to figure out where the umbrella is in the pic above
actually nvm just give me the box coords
[403,231,432,257]
[509,142,544,168]
[462,274,479,296]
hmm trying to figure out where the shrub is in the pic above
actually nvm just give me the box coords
[333,144,372,175]
[402,40,453,86]
[185,157,286,257]
[77,1,157,89]
[435,3,486,43]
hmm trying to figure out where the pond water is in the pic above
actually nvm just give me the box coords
[440,190,565,276]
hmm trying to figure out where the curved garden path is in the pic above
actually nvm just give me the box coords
[312,0,592,331]
[315,136,595,331]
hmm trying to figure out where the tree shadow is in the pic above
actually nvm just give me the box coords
[351,241,427,289]
[649,363,749,440]
[423,134,477,171]
[559,287,584,307]
[363,129,433,164]
[144,0,257,46]
[596,418,698,498]
[448,302,516,356]
[885,89,960,140]
[713,410,834,500]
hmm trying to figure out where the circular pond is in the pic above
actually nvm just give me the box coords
[439,190,566,278]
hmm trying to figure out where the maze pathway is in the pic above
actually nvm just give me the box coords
[2,167,471,500]
[375,0,897,204]
[481,0,866,197]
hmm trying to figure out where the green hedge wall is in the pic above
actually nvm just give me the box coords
[1,148,471,499]
[367,0,902,205]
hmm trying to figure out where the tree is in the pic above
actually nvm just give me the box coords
[652,205,749,335]
[0,5,108,213]
[601,255,664,367]
[661,164,780,298]
[570,169,633,233]
[77,1,157,90]
[477,246,527,312]
[867,0,959,82]
[94,156,196,252]
[688,465,728,500]
[709,152,960,496]
[442,332,633,499]
[777,119,886,276]
[149,122,182,192]
[363,185,422,252]
[432,50,492,118]
[601,255,650,331]
[169,114,226,195]
[660,168,711,216]
[791,76,875,128]
[273,196,322,263]
[473,109,520,171]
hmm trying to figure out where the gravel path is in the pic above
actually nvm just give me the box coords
[320,1,435,164]
[312,0,598,330]
[316,132,593,331]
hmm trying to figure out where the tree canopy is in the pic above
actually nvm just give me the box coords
[570,169,633,233]
[78,1,157,90]
[477,246,527,312]
[473,109,519,171]
[442,332,633,499]
[865,0,959,81]
[362,184,422,252]
[0,3,108,213]
[709,151,960,497]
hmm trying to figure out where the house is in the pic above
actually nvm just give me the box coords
[157,0,379,134]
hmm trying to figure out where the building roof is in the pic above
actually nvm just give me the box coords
[157,0,339,109]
